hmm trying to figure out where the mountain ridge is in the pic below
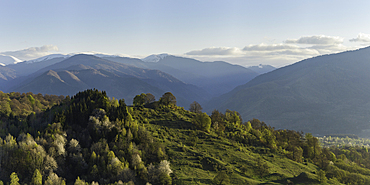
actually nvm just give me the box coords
[104,55,259,97]
[206,46,370,136]
[9,54,211,107]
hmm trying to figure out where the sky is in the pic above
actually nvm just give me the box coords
[1,0,370,67]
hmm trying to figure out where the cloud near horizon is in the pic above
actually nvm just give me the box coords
[285,35,344,45]
[0,45,59,61]
[185,47,243,56]
[243,43,299,51]
[185,35,353,67]
[349,33,370,42]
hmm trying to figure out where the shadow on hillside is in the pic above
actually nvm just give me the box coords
[179,178,213,185]
[150,120,194,130]
[260,172,318,185]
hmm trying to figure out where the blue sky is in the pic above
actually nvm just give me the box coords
[1,0,370,67]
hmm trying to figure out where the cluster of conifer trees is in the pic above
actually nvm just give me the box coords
[0,90,173,184]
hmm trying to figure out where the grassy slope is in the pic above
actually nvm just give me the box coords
[130,106,335,185]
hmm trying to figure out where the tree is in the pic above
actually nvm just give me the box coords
[10,172,20,185]
[158,160,173,176]
[210,110,225,133]
[159,92,176,106]
[189,101,202,113]
[157,160,173,185]
[68,139,81,154]
[304,133,321,160]
[225,110,241,125]
[192,113,211,132]
[158,172,172,185]
[132,154,144,170]
[31,169,42,185]
[144,93,155,104]
[74,176,87,185]
[212,171,230,185]
[44,172,66,185]
[133,93,147,106]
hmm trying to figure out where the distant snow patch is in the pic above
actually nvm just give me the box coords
[141,53,169,62]
[0,54,23,65]
[24,52,130,64]
[25,54,70,63]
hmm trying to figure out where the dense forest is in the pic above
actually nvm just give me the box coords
[1,90,370,184]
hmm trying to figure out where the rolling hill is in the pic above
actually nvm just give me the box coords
[207,47,370,136]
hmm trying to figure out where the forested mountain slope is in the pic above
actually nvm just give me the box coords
[207,47,370,136]
[2,89,370,184]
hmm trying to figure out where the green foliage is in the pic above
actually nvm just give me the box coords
[192,112,211,132]
[10,172,20,185]
[189,101,202,113]
[318,169,327,183]
[31,169,42,185]
[74,177,87,185]
[133,93,156,107]
[133,93,146,106]
[44,172,65,185]
[319,135,370,148]
[158,172,171,185]
[144,93,156,104]
[0,92,63,117]
[212,171,230,185]
[27,94,35,105]
[159,92,176,107]
[0,92,12,116]
[255,157,269,177]
[225,110,241,125]
[3,89,370,185]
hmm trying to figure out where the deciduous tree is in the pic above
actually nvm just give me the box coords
[159,92,176,106]
[133,93,146,106]
[189,101,202,113]
[144,93,155,104]
[192,113,211,132]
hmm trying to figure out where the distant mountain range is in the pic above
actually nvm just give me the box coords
[104,55,260,96]
[0,54,258,108]
[206,46,370,136]
[14,68,165,103]
[7,54,210,107]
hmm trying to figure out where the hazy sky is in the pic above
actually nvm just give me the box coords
[1,0,370,67]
